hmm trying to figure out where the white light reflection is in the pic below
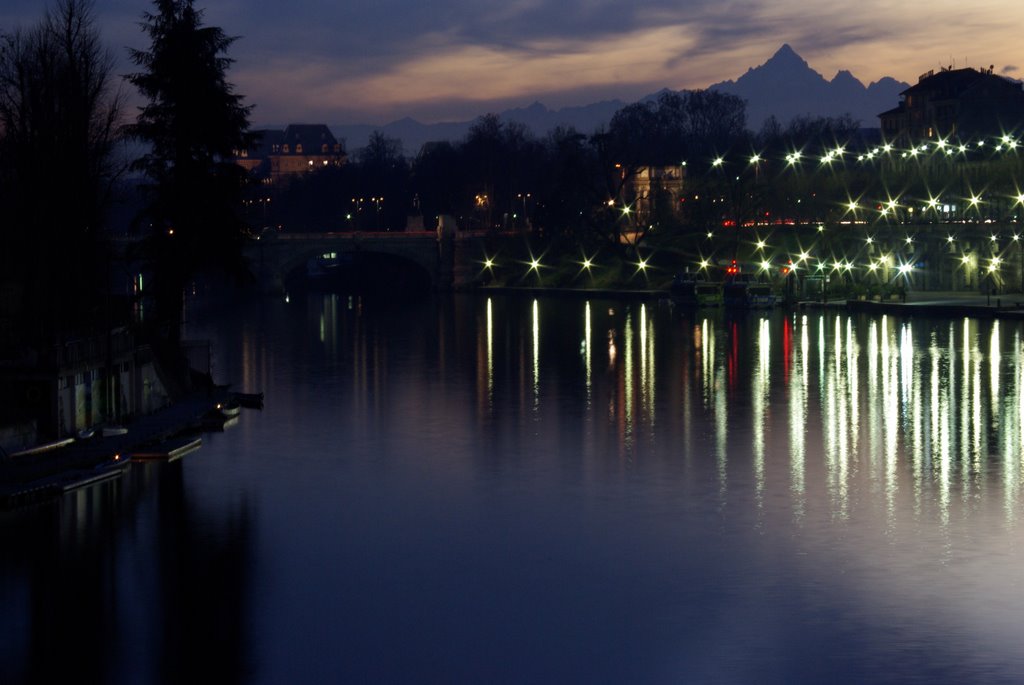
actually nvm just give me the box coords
[701,318,714,407]
[790,315,808,520]
[904,323,924,515]
[934,333,950,527]
[959,318,973,512]
[514,305,1024,533]
[990,321,1001,401]
[532,299,540,410]
[640,304,655,428]
[847,317,859,457]
[1012,333,1024,523]
[584,301,592,397]
[867,319,879,477]
[753,317,770,510]
[624,310,634,454]
[486,298,494,403]
[881,316,900,522]
[821,316,851,516]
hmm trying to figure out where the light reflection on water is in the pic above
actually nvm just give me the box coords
[6,293,1024,683]
[221,295,1024,681]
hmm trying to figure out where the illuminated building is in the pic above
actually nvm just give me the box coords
[878,66,1024,142]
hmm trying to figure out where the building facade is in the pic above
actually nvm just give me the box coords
[879,67,1024,141]
[234,124,346,182]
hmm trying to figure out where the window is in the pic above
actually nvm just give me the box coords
[282,144,290,154]
[296,144,303,154]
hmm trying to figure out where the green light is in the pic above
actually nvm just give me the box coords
[484,258,495,269]
[529,258,541,271]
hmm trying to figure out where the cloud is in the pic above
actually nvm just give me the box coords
[9,0,1024,123]
[1002,65,1019,74]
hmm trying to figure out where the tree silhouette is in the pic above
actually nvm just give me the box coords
[126,0,251,341]
[0,0,123,346]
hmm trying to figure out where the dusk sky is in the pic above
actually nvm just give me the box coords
[3,0,1022,125]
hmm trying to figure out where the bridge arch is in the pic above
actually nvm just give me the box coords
[247,232,446,294]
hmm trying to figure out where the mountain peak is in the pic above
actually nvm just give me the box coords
[766,43,807,67]
[710,44,909,130]
[774,43,798,58]
[831,69,864,89]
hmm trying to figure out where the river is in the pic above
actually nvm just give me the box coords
[3,292,1024,683]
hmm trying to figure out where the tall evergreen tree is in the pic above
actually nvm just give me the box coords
[126,0,251,339]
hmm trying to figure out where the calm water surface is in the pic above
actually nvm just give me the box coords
[4,293,1024,684]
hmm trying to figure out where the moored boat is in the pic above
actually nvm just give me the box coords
[671,276,723,307]
[132,436,202,462]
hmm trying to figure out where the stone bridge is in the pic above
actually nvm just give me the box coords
[245,230,491,293]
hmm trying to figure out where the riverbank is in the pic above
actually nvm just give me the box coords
[479,284,1024,319]
[818,290,1024,320]
[0,390,230,508]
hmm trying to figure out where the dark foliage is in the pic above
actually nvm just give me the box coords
[0,0,123,346]
[125,0,252,336]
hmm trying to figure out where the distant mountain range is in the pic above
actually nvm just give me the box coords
[322,44,909,155]
[710,44,907,130]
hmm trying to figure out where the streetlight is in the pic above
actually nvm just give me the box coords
[517,192,531,229]
[371,196,383,230]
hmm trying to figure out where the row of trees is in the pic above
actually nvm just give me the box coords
[263,92,868,247]
[268,89,1024,256]
[0,0,122,343]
